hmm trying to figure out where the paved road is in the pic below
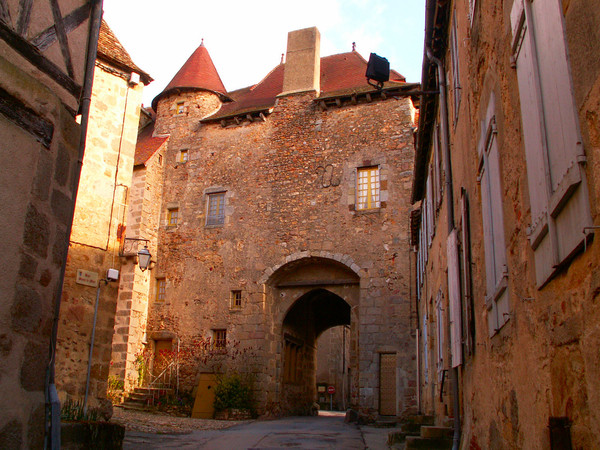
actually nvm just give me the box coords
[124,412,391,449]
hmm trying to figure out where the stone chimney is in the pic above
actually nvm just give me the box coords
[281,27,321,95]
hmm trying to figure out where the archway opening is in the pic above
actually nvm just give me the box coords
[281,289,351,415]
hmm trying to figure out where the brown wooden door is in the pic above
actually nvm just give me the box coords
[379,353,396,416]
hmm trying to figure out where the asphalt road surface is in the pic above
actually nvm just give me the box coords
[123,412,391,449]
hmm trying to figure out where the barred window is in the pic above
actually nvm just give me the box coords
[213,329,226,350]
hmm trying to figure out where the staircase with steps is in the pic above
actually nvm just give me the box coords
[388,415,454,449]
[117,387,174,411]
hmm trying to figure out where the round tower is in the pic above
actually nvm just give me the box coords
[152,42,230,135]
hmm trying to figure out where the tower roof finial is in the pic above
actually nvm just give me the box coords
[280,53,284,64]
[352,42,356,52]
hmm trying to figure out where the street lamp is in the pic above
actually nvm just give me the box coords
[137,246,152,271]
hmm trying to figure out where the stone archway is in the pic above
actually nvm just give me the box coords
[263,255,360,416]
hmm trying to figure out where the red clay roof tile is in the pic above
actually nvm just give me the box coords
[152,43,228,110]
[135,121,168,166]
[97,20,152,84]
[206,51,406,121]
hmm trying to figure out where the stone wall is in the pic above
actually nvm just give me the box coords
[55,62,143,406]
[415,0,600,448]
[0,53,81,449]
[110,141,166,390]
[144,86,418,417]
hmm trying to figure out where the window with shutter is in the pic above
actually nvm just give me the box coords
[478,95,509,336]
[459,189,475,357]
[436,290,444,380]
[450,10,461,124]
[511,0,593,287]
[447,229,462,367]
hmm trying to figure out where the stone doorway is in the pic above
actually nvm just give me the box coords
[264,256,360,416]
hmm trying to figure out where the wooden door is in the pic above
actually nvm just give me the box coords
[192,373,217,419]
[379,353,396,416]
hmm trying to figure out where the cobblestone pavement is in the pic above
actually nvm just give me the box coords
[112,407,252,434]
[115,410,391,449]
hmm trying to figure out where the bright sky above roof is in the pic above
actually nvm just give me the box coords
[102,0,426,108]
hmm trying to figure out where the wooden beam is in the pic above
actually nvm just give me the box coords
[351,94,357,105]
[234,116,240,125]
[259,112,267,122]
[246,114,253,122]
[0,0,12,28]
[16,0,32,36]
[32,3,90,51]
[0,21,81,98]
[276,278,359,288]
[0,86,54,148]
[335,98,342,107]
[366,93,372,102]
[220,120,226,128]
[49,0,74,78]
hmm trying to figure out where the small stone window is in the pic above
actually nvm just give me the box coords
[213,329,227,350]
[356,166,380,210]
[167,208,179,226]
[179,149,189,163]
[230,290,242,309]
[176,102,185,115]
[155,278,166,302]
[206,192,225,226]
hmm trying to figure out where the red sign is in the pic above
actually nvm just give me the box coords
[327,386,335,395]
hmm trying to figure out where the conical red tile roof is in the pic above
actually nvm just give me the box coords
[152,43,228,110]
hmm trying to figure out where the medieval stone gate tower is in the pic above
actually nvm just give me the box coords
[112,27,418,418]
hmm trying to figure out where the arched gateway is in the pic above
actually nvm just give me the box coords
[262,255,360,415]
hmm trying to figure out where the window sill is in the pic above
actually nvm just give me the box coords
[353,208,381,216]
[205,223,224,229]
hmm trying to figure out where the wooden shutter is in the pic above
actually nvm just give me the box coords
[450,10,461,121]
[447,230,462,367]
[460,190,475,356]
[511,0,593,286]
[436,291,444,379]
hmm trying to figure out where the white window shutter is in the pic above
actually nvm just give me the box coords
[447,230,462,367]
[512,0,593,286]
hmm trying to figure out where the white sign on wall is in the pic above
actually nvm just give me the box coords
[76,269,98,287]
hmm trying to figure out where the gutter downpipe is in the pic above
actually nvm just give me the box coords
[45,1,103,448]
[425,46,460,450]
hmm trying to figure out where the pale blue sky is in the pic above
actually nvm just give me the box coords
[103,0,426,107]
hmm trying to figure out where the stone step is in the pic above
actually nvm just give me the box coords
[421,426,454,439]
[116,403,154,412]
[374,417,398,428]
[388,430,420,445]
[405,435,453,450]
[403,414,435,426]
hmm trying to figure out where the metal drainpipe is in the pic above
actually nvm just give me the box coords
[45,1,104,448]
[425,47,461,450]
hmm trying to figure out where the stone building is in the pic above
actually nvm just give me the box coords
[412,0,600,448]
[54,20,151,407]
[114,27,420,418]
[0,1,102,447]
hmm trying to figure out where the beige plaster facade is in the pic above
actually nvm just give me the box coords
[0,1,98,447]
[54,20,150,409]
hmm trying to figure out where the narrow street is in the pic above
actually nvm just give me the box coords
[122,411,392,449]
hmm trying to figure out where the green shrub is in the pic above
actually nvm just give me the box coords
[61,399,99,422]
[213,373,254,412]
